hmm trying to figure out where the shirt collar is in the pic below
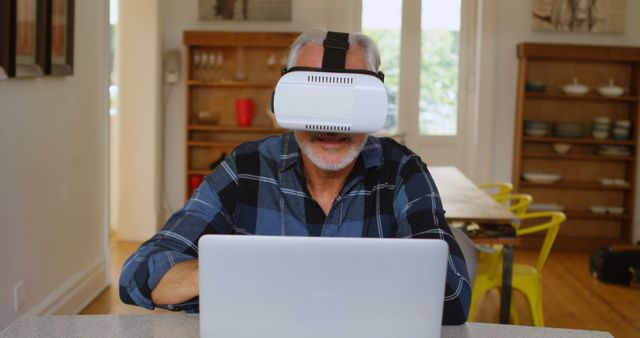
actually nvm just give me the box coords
[279,132,301,172]
[279,131,383,173]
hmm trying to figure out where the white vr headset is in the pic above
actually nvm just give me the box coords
[272,31,388,134]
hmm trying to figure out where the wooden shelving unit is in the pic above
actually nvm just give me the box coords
[513,43,640,250]
[522,136,636,146]
[519,181,632,191]
[522,153,634,162]
[187,80,277,88]
[525,92,639,102]
[183,31,299,198]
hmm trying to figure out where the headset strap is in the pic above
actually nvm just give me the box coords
[322,31,350,69]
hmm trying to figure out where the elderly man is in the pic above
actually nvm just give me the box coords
[120,29,471,325]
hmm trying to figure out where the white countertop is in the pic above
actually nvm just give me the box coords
[0,314,613,338]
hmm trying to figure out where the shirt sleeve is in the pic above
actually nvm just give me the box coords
[393,155,472,325]
[119,156,239,312]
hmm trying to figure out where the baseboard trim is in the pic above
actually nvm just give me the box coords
[25,255,109,316]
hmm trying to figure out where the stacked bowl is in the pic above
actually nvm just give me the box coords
[612,120,631,140]
[525,80,546,93]
[596,145,631,156]
[592,117,610,140]
[553,121,584,138]
[524,120,550,137]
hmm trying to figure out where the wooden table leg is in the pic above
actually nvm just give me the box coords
[500,245,514,324]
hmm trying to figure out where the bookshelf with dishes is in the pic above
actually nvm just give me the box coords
[513,43,640,250]
[183,31,299,199]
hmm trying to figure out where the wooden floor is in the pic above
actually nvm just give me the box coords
[80,239,170,315]
[82,238,640,337]
[473,250,640,337]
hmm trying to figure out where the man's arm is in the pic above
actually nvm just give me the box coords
[119,156,239,311]
[151,260,199,305]
[393,156,471,325]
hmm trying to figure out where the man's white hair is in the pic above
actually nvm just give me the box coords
[286,28,381,72]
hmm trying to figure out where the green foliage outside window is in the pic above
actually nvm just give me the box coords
[364,28,459,136]
[420,30,459,136]
[363,29,401,133]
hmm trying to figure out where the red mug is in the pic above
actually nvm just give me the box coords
[189,175,205,190]
[235,98,256,127]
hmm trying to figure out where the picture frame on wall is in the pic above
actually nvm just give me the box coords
[0,0,75,78]
[0,0,15,79]
[49,0,74,75]
[198,0,292,21]
[531,0,627,34]
[14,0,46,77]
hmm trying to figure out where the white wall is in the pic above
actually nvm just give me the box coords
[488,0,640,242]
[159,0,360,219]
[0,0,110,331]
[115,0,163,241]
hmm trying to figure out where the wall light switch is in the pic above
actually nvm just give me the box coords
[164,50,181,84]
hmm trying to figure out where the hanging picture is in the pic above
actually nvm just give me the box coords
[0,0,11,79]
[531,0,627,33]
[15,0,45,77]
[198,0,292,21]
[49,0,74,75]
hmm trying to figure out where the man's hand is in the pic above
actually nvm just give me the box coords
[150,259,199,305]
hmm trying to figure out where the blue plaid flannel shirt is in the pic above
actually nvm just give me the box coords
[119,132,471,325]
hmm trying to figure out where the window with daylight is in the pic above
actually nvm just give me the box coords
[362,0,461,136]
[361,0,402,135]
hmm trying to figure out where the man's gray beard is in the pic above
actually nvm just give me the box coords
[295,134,366,172]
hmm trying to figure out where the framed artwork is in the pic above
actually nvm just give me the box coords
[49,0,74,75]
[0,0,14,79]
[531,0,627,33]
[0,0,74,78]
[198,0,292,21]
[14,0,45,77]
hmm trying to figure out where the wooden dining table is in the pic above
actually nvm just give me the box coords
[429,166,516,225]
[430,166,519,324]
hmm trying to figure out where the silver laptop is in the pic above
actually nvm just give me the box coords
[198,235,449,338]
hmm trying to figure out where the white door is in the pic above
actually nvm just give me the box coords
[362,0,480,174]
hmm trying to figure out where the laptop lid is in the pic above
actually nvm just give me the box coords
[198,235,449,338]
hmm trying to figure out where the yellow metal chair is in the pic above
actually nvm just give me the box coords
[467,211,566,326]
[468,193,530,324]
[478,182,513,200]
[495,193,533,218]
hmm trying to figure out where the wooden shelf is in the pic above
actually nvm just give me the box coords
[189,124,285,133]
[519,181,632,191]
[518,43,640,61]
[184,31,299,200]
[525,92,638,102]
[522,152,634,162]
[514,44,640,249]
[522,136,636,146]
[187,80,276,88]
[184,31,299,47]
[564,211,631,220]
[188,170,212,176]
